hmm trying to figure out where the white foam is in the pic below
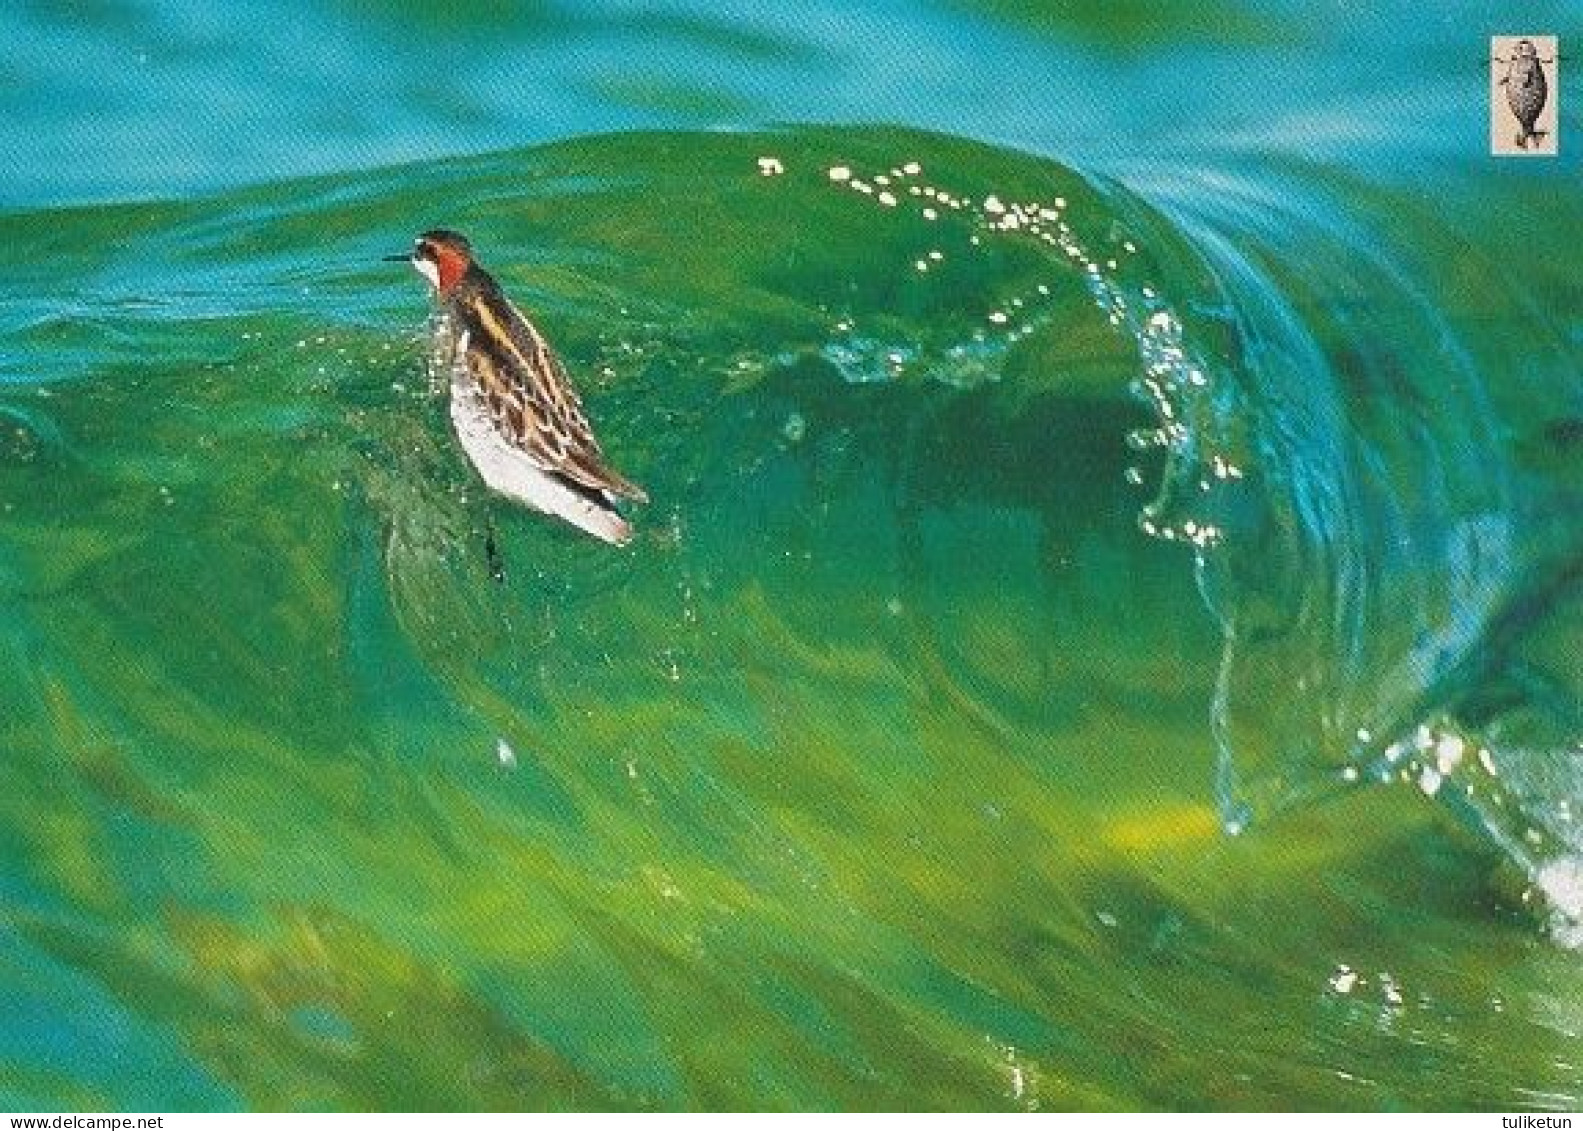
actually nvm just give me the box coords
[1536,857,1583,947]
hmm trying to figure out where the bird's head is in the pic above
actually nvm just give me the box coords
[387,229,473,296]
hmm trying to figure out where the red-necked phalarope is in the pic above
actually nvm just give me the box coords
[389,229,646,545]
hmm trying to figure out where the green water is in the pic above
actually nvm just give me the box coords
[3,0,1582,1114]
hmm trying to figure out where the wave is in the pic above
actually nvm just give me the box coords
[3,125,1581,941]
[1109,158,1583,931]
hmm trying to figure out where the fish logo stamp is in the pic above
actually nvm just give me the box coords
[1491,35,1559,156]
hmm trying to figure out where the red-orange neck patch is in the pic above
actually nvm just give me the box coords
[434,243,470,293]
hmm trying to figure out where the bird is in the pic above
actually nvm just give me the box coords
[1500,40,1550,149]
[388,229,647,546]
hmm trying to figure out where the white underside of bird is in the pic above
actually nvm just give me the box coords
[445,329,633,546]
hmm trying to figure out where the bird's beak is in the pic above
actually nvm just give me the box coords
[382,253,412,263]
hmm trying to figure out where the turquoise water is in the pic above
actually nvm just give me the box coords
[2,0,1582,1112]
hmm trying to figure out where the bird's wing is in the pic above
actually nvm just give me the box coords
[455,289,648,503]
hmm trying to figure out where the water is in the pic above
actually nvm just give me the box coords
[2,0,1581,1113]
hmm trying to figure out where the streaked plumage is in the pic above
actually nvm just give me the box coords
[390,229,646,545]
